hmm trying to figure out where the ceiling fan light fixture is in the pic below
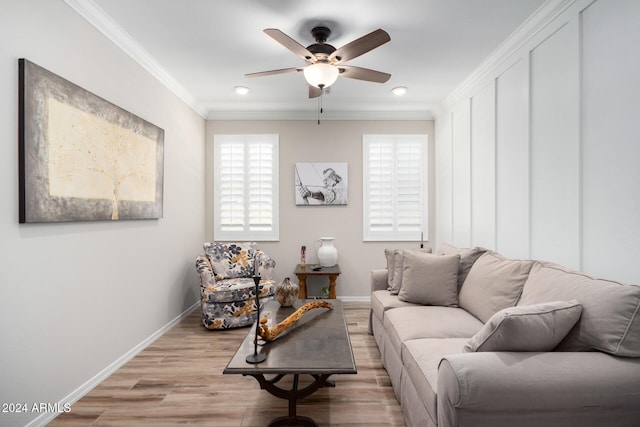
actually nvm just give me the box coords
[303,63,339,89]
[392,86,407,96]
[234,86,250,95]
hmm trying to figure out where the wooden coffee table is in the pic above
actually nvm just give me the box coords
[223,299,356,427]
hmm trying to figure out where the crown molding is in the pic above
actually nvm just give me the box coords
[64,0,207,117]
[207,109,434,121]
[64,1,434,122]
[437,0,577,113]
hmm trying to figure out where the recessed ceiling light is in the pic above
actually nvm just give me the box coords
[392,86,407,96]
[234,86,250,95]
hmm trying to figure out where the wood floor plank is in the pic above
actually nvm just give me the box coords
[49,302,405,426]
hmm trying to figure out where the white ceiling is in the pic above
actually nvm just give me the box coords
[68,0,546,120]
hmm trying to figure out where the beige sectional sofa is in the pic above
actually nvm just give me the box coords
[370,244,640,427]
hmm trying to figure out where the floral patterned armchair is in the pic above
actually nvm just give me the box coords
[196,242,276,329]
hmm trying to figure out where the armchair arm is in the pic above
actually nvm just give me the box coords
[195,255,215,291]
[255,250,276,280]
[437,351,640,427]
[371,269,389,292]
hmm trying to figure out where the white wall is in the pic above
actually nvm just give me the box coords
[434,0,640,284]
[206,120,434,298]
[0,1,205,426]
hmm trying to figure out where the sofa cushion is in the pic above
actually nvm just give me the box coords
[464,300,582,352]
[203,242,257,280]
[387,248,433,295]
[384,306,484,354]
[201,277,276,303]
[398,252,460,306]
[519,261,640,357]
[402,338,468,426]
[371,290,422,324]
[458,251,535,323]
[438,244,488,288]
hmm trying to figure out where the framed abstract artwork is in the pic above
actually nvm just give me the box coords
[295,162,348,205]
[18,59,164,223]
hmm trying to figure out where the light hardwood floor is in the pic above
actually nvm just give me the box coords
[49,302,405,426]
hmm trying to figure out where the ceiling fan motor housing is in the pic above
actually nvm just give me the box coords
[308,27,336,61]
[311,26,331,43]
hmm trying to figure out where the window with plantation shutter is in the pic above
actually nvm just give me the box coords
[363,134,428,241]
[214,134,279,241]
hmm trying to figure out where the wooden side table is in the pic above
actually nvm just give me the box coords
[294,264,341,299]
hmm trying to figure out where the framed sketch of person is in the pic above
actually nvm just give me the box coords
[295,162,348,206]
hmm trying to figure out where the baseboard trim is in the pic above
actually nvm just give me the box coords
[338,296,371,302]
[27,300,200,427]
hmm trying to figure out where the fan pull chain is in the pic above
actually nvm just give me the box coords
[317,88,324,125]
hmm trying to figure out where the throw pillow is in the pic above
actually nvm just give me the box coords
[384,249,396,291]
[438,243,488,289]
[398,252,461,306]
[387,248,433,295]
[463,300,582,352]
[458,251,535,323]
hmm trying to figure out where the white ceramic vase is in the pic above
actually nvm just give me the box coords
[316,237,338,267]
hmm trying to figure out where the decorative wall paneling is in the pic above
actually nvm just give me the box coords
[470,81,496,250]
[529,19,581,269]
[495,58,530,259]
[434,0,640,284]
[451,99,472,248]
[435,112,453,247]
[580,0,640,283]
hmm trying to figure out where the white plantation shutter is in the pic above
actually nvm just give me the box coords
[367,142,394,233]
[363,135,427,241]
[214,135,279,241]
[247,142,274,231]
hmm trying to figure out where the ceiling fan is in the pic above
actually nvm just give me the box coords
[246,26,391,98]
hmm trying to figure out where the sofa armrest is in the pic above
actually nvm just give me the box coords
[437,351,640,427]
[368,269,388,335]
[371,269,388,293]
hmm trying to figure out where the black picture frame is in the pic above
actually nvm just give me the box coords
[295,162,348,206]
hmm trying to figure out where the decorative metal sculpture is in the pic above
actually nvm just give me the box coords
[246,275,266,364]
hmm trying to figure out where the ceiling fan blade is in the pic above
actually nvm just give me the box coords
[329,29,390,64]
[339,65,391,83]
[245,67,302,78]
[308,85,322,98]
[264,28,316,63]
